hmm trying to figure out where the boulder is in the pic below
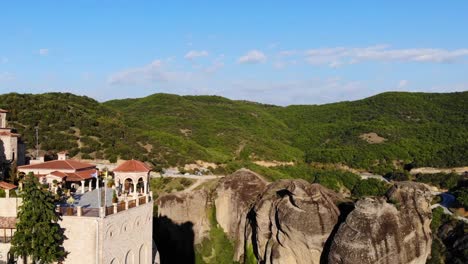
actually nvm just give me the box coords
[214,168,268,261]
[246,179,342,264]
[328,182,433,264]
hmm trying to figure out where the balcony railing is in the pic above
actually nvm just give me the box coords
[56,192,152,218]
[0,228,15,243]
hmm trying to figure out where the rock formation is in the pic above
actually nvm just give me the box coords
[246,179,342,264]
[157,189,211,243]
[214,168,268,261]
[328,181,433,264]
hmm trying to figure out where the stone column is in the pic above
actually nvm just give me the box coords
[133,182,138,197]
[143,180,147,194]
[76,206,82,217]
[113,203,118,214]
[88,180,92,192]
[81,180,85,194]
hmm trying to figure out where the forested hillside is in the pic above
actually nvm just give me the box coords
[0,91,466,173]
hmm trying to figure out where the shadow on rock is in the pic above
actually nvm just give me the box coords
[153,216,195,264]
[320,201,355,264]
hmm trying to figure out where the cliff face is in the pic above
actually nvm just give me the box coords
[157,189,211,244]
[246,180,342,264]
[155,171,435,264]
[214,169,268,261]
[328,182,433,264]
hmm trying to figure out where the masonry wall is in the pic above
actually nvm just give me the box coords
[102,201,154,264]
[60,216,99,264]
[0,198,20,217]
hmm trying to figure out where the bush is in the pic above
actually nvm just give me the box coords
[352,178,390,198]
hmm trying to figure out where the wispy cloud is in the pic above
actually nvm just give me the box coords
[238,50,267,64]
[304,45,468,67]
[39,48,49,56]
[108,60,170,85]
[204,55,225,73]
[184,50,209,60]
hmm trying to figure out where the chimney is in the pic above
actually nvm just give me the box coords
[58,152,68,160]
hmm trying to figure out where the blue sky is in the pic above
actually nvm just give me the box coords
[1,1,467,105]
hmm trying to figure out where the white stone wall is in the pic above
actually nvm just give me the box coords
[0,199,153,264]
[0,243,11,264]
[102,201,153,264]
[60,201,153,264]
[0,198,20,217]
[60,216,99,264]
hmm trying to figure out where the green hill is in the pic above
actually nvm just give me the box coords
[1,91,466,173]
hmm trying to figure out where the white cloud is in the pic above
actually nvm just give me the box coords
[304,45,468,67]
[397,80,408,89]
[184,50,209,60]
[39,48,49,56]
[238,50,267,64]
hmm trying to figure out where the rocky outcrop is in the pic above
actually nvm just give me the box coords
[328,181,433,264]
[157,189,210,243]
[214,168,268,261]
[246,179,342,264]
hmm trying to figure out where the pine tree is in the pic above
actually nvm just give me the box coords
[10,172,66,263]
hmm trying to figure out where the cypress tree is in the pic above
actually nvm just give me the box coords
[10,172,66,263]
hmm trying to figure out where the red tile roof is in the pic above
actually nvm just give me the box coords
[46,169,97,181]
[0,131,20,137]
[50,171,68,178]
[114,160,151,173]
[0,181,17,190]
[0,217,17,229]
[19,159,95,171]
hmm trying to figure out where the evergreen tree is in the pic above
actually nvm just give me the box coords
[10,172,66,263]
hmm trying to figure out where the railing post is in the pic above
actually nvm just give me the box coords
[76,206,82,217]
[136,197,140,207]
[125,200,129,210]
[113,203,118,214]
[99,207,105,218]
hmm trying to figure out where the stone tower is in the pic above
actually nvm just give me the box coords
[0,109,25,165]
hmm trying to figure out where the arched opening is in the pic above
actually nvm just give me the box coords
[137,177,145,195]
[125,250,134,264]
[124,178,134,194]
[110,257,121,264]
[139,244,147,264]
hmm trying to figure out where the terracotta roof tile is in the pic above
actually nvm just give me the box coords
[0,181,17,190]
[114,160,151,173]
[65,169,97,181]
[0,217,17,229]
[49,171,67,178]
[19,159,95,171]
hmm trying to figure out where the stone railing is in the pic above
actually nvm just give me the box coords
[57,192,153,218]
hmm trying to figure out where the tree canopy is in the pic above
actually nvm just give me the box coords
[10,172,66,263]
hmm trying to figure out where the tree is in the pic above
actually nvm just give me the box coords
[10,172,66,263]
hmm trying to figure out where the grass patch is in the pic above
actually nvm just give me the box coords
[195,206,238,264]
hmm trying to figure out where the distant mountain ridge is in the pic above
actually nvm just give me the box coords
[0,91,466,173]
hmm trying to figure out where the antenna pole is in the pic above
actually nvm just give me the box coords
[35,127,39,158]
